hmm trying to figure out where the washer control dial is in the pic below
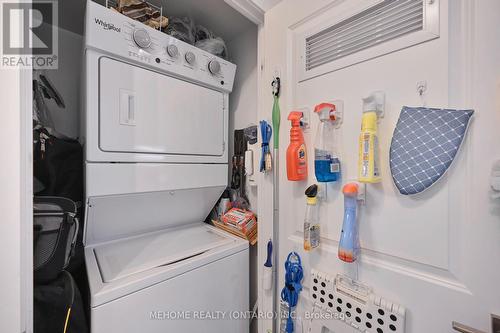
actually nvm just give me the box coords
[166,44,179,58]
[133,28,151,49]
[208,60,221,75]
[185,51,196,65]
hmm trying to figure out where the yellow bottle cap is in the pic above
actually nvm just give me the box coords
[307,197,318,205]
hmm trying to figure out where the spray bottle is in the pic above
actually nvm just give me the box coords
[287,111,307,181]
[358,92,384,183]
[303,184,320,251]
[338,183,361,262]
[314,103,341,182]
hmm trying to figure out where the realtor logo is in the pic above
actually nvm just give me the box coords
[1,0,58,68]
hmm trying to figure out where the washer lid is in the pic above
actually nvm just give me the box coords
[94,224,233,283]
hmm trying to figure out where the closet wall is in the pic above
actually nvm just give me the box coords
[226,25,259,333]
[42,28,82,138]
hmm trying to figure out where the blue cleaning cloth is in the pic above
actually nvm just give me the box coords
[390,106,473,195]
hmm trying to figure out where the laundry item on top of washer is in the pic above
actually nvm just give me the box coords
[195,37,228,60]
[112,0,229,59]
[164,16,196,44]
[390,106,474,195]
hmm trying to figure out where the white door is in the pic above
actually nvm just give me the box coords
[99,57,225,156]
[258,0,500,332]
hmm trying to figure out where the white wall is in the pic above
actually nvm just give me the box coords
[0,1,33,329]
[0,67,29,333]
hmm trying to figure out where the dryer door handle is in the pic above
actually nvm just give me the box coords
[119,89,136,126]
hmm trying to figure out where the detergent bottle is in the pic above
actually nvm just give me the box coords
[303,184,320,251]
[358,92,384,183]
[338,182,360,262]
[314,103,341,182]
[286,111,307,181]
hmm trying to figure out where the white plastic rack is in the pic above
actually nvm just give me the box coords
[310,269,406,333]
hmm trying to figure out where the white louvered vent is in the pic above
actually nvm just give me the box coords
[305,0,425,72]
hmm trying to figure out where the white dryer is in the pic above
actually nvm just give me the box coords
[82,2,248,332]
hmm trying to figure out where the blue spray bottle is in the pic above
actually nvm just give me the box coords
[314,103,341,182]
[338,183,361,263]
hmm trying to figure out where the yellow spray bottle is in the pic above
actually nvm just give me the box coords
[358,92,385,183]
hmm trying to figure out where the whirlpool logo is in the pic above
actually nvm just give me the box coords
[94,18,121,33]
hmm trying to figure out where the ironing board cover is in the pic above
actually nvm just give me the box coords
[390,106,474,195]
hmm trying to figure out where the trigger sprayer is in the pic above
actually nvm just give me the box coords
[338,183,360,263]
[286,111,307,181]
[314,103,341,182]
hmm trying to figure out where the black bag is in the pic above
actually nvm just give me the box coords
[34,271,89,333]
[33,128,83,203]
[34,196,79,284]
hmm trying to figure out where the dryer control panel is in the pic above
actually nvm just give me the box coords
[85,1,236,93]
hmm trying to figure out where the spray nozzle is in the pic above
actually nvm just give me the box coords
[314,102,338,122]
[288,111,304,127]
[362,91,385,116]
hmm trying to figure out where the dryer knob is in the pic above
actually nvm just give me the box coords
[133,28,151,49]
[166,44,179,58]
[185,51,196,65]
[208,60,221,75]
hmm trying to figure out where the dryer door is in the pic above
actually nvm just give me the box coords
[99,57,225,156]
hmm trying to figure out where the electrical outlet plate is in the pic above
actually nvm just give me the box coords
[310,269,406,333]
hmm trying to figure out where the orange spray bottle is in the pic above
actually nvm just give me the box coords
[286,111,307,181]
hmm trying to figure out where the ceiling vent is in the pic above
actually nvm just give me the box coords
[298,0,440,81]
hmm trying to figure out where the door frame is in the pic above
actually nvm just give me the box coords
[0,0,33,330]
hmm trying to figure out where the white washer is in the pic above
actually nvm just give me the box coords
[82,2,248,332]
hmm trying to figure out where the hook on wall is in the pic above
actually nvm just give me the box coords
[416,81,427,96]
[416,80,428,106]
[271,77,281,97]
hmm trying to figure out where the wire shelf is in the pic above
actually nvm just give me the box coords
[105,0,164,31]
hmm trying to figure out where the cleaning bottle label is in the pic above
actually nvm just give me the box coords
[298,145,306,161]
[298,144,307,173]
[310,225,320,249]
[330,161,340,173]
[303,222,311,251]
[373,136,380,177]
[361,133,370,178]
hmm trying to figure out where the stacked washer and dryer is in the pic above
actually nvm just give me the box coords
[82,2,249,332]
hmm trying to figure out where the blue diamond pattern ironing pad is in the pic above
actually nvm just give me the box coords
[390,106,474,195]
